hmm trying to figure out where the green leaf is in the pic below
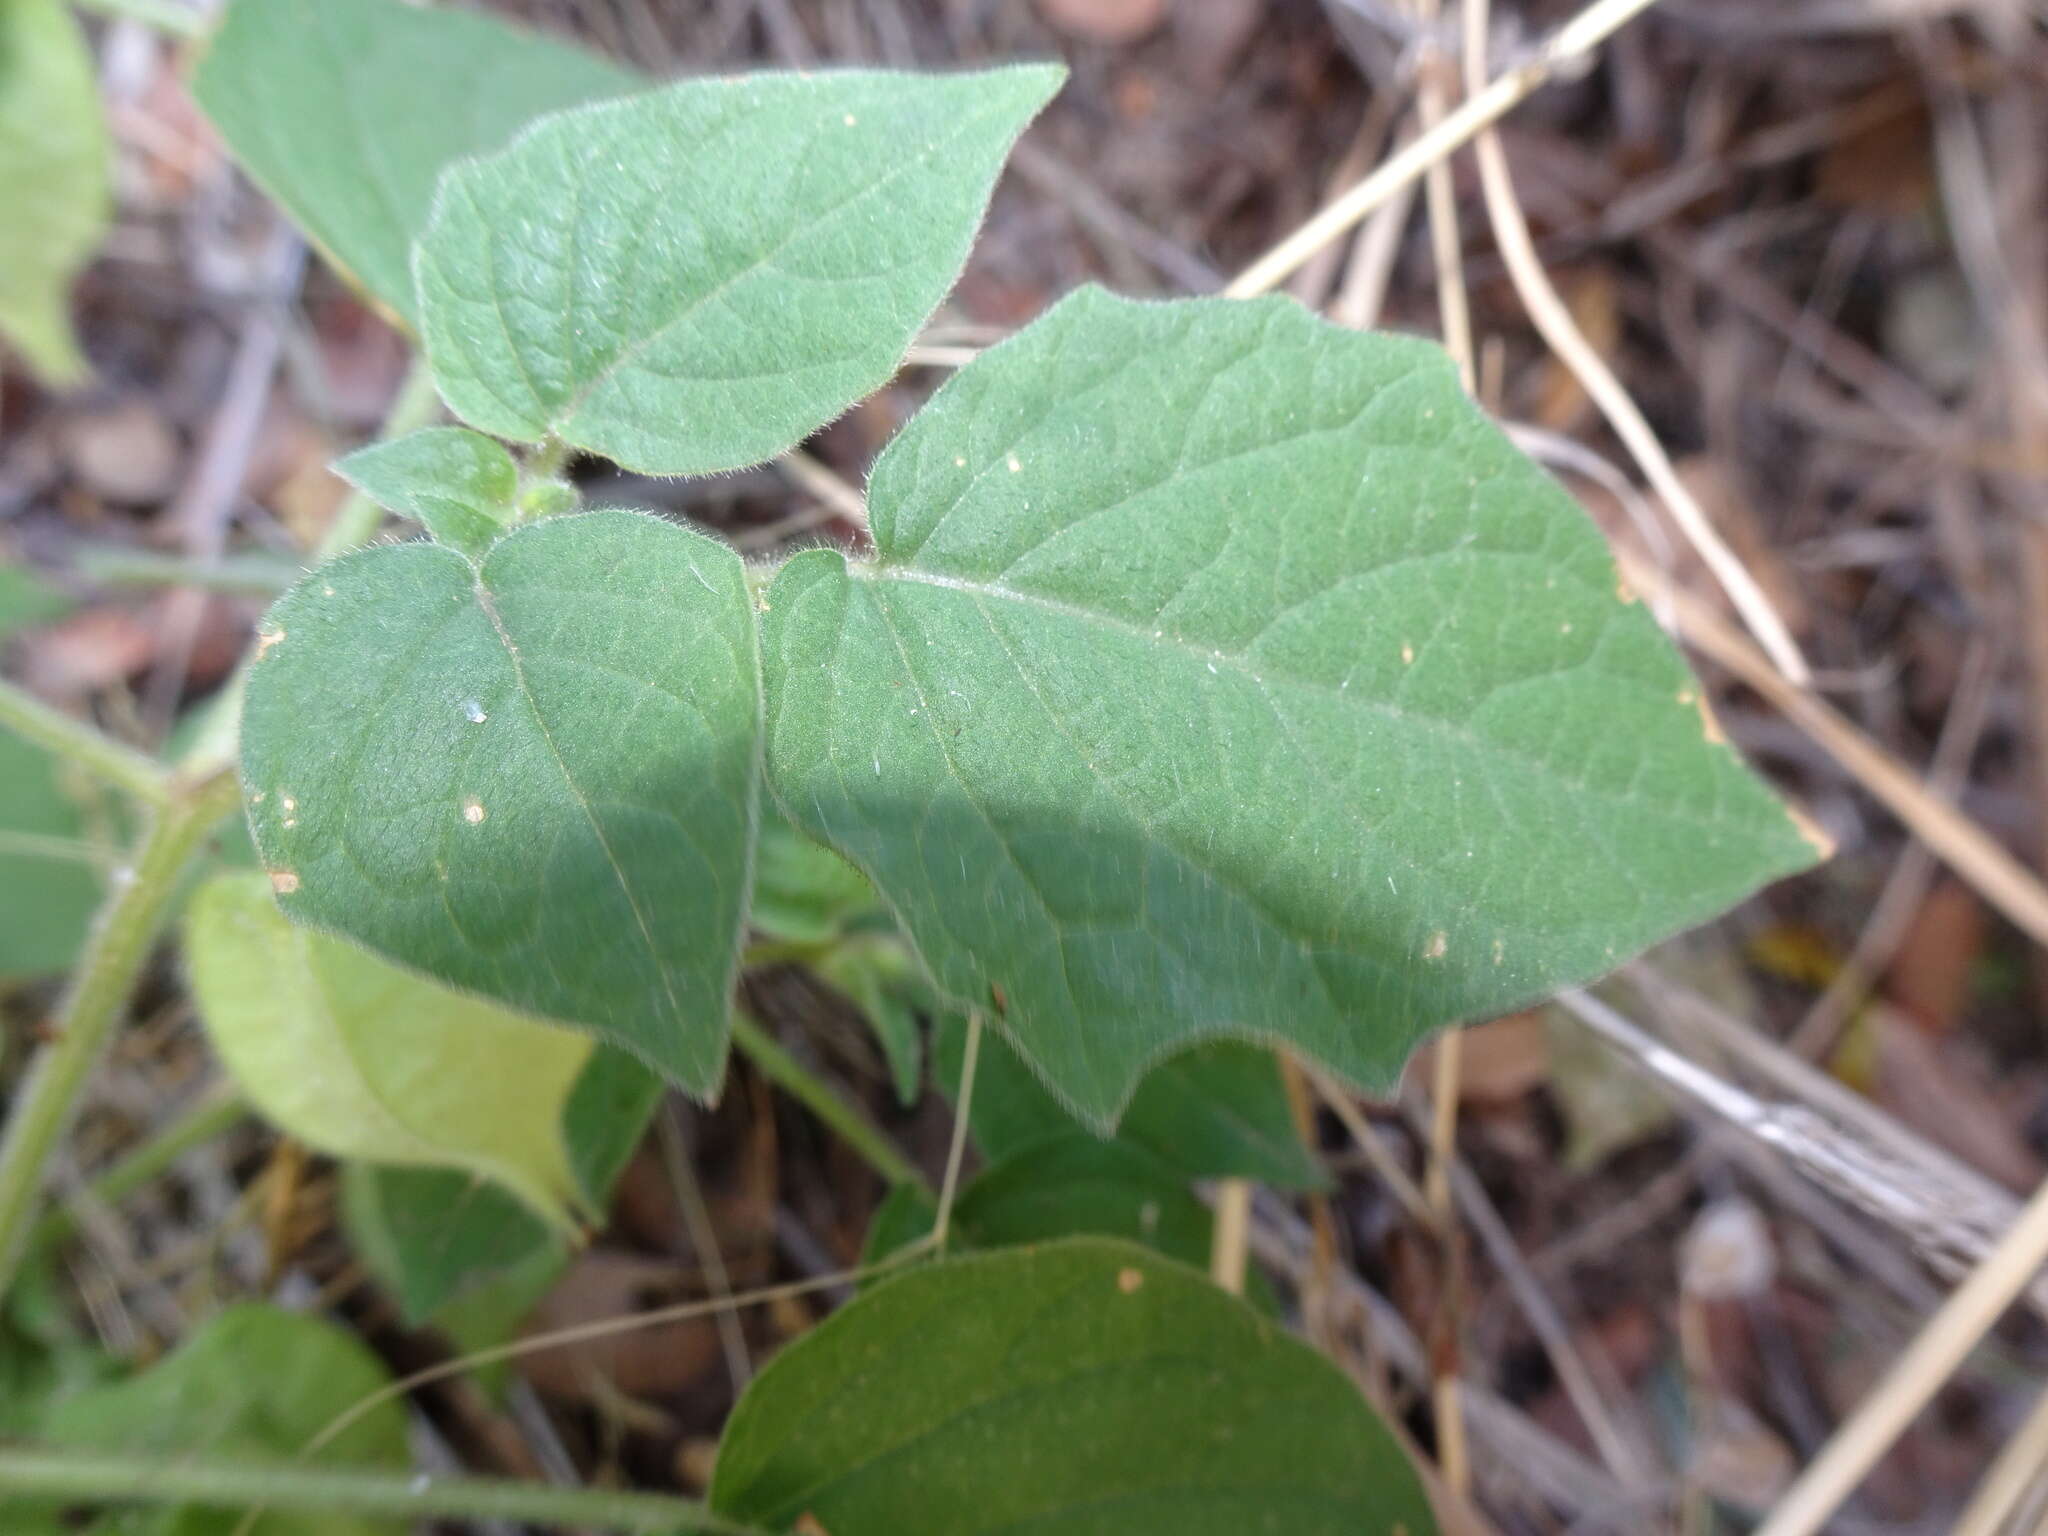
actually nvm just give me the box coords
[345,1045,661,1323]
[761,287,1820,1126]
[0,0,108,385]
[193,0,636,327]
[935,1014,1323,1189]
[333,427,520,557]
[0,733,110,984]
[414,66,1062,475]
[239,509,761,1091]
[813,938,924,1106]
[24,1303,408,1536]
[749,810,877,947]
[863,1135,1277,1311]
[711,1238,1436,1535]
[187,872,592,1229]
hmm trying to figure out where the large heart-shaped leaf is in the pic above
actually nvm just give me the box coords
[414,66,1062,474]
[0,0,108,385]
[761,287,1820,1125]
[193,0,636,326]
[239,510,760,1091]
[187,873,592,1227]
[711,1238,1436,1534]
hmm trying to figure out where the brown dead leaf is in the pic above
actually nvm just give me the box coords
[1873,1006,2042,1192]
[57,400,182,505]
[519,1252,721,1400]
[1414,1012,1550,1104]
[1885,879,1985,1034]
[1035,0,1167,45]
[16,604,156,697]
[1531,269,1617,432]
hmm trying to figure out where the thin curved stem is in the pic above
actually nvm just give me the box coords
[0,678,169,807]
[0,1445,754,1535]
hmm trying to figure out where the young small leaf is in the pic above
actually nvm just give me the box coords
[864,1135,1277,1311]
[761,287,1821,1126]
[0,0,109,385]
[414,66,1063,474]
[239,510,760,1092]
[23,1303,409,1536]
[934,1016,1324,1190]
[188,873,591,1228]
[344,1046,661,1323]
[711,1238,1436,1535]
[334,426,520,557]
[193,0,636,326]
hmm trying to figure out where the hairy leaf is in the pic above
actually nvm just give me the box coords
[239,510,760,1091]
[334,427,520,557]
[188,873,591,1227]
[345,1045,661,1323]
[762,288,1820,1125]
[414,66,1062,473]
[193,0,635,326]
[711,1239,1436,1534]
[934,1014,1323,1189]
[24,1304,408,1536]
[0,0,108,384]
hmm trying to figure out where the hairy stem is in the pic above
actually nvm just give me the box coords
[729,1011,926,1191]
[0,679,170,807]
[0,771,240,1297]
[0,1444,755,1535]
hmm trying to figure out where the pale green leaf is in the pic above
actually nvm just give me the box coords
[0,0,109,385]
[187,872,591,1228]
[192,0,636,326]
[23,1303,408,1536]
[711,1238,1436,1535]
[333,426,519,557]
[238,509,760,1092]
[761,287,1821,1126]
[414,66,1062,474]
[934,1015,1324,1190]
[344,1045,661,1323]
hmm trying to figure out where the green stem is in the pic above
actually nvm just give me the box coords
[0,772,240,1297]
[730,1012,926,1192]
[74,547,300,598]
[0,678,169,807]
[69,0,207,41]
[29,1079,247,1253]
[0,1445,755,1534]
[311,359,445,563]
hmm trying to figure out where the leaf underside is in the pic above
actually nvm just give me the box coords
[414,65,1063,474]
[762,287,1819,1125]
[187,873,591,1228]
[239,510,760,1093]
